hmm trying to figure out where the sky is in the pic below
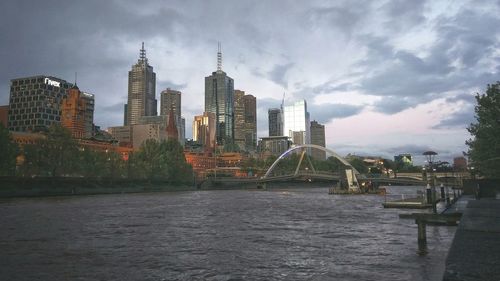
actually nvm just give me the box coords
[1,0,499,164]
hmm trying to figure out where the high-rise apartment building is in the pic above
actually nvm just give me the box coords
[283,100,310,145]
[268,108,282,137]
[8,75,73,132]
[234,90,257,151]
[193,112,216,151]
[204,44,234,145]
[310,120,326,160]
[125,43,157,126]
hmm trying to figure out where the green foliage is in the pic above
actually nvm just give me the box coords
[0,123,18,176]
[466,82,500,178]
[21,125,78,177]
[134,138,193,183]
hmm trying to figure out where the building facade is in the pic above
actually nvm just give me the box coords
[160,88,185,144]
[234,90,257,151]
[125,43,157,126]
[204,44,234,145]
[268,108,282,137]
[61,85,86,139]
[193,112,216,151]
[8,76,73,132]
[107,126,133,147]
[0,105,8,128]
[283,100,310,145]
[160,88,181,118]
[258,136,291,157]
[310,120,326,160]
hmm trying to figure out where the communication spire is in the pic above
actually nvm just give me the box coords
[140,42,147,63]
[217,42,222,72]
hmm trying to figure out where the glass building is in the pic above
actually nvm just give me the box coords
[8,75,73,132]
[125,42,157,126]
[283,100,310,145]
[204,44,234,145]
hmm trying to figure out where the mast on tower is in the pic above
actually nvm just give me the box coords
[140,42,147,63]
[217,42,222,72]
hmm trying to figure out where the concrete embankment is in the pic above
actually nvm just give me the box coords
[0,177,195,198]
[442,198,500,281]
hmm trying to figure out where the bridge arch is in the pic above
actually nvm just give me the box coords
[263,144,359,178]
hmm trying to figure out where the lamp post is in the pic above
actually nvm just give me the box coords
[423,151,438,214]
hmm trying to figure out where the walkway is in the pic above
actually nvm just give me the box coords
[442,198,500,281]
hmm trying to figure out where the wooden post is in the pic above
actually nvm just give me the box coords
[416,219,427,255]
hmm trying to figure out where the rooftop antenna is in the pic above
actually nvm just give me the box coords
[281,91,286,110]
[140,42,147,63]
[217,42,222,72]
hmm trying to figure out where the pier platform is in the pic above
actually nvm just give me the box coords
[442,198,500,281]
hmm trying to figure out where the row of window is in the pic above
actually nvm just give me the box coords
[10,108,60,115]
[10,118,58,127]
[11,84,68,93]
[9,113,61,121]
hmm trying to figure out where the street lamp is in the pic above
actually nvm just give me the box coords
[423,151,438,214]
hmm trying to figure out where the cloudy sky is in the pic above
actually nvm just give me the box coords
[1,0,499,163]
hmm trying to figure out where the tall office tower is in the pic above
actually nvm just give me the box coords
[234,90,257,151]
[160,88,184,144]
[204,43,234,145]
[61,85,86,138]
[160,88,181,118]
[268,108,282,136]
[283,100,310,145]
[8,75,72,132]
[125,42,157,126]
[310,120,326,160]
[193,112,216,151]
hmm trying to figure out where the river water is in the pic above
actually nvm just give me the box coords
[0,186,456,281]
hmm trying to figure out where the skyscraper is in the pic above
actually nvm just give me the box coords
[160,88,184,144]
[283,100,310,145]
[310,120,326,160]
[204,43,234,145]
[234,90,257,151]
[268,108,282,136]
[125,42,157,126]
[160,88,181,118]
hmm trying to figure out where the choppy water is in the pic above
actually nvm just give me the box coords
[0,186,455,280]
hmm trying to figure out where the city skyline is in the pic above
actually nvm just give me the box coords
[1,1,499,163]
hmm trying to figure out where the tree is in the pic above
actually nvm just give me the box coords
[466,82,500,178]
[21,124,78,177]
[348,158,368,174]
[0,124,18,176]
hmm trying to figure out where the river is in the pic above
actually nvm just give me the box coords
[0,186,456,280]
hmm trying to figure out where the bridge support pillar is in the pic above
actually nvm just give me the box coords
[440,184,445,200]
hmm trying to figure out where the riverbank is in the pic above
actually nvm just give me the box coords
[0,177,196,198]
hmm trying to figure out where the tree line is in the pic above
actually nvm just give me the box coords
[0,124,193,184]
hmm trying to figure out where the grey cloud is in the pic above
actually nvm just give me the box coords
[157,81,188,92]
[432,105,475,130]
[381,0,426,31]
[309,103,364,123]
[307,2,371,37]
[267,63,294,89]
